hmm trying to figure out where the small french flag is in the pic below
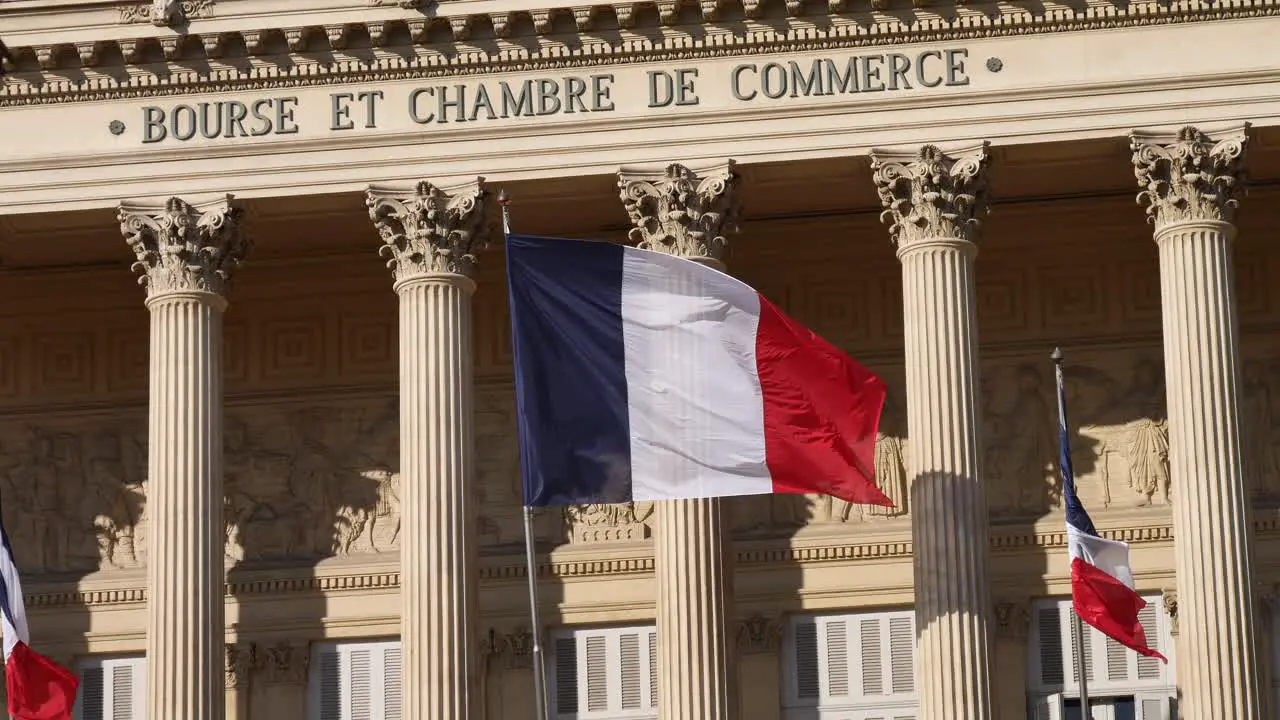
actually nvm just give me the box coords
[0,516,80,719]
[1055,354,1167,664]
[506,234,890,509]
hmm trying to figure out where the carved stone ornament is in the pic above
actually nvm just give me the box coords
[993,599,1030,639]
[1131,125,1249,229]
[483,627,535,669]
[366,178,492,283]
[258,641,310,685]
[118,195,249,300]
[869,143,991,249]
[225,642,256,689]
[735,614,783,654]
[617,161,741,264]
[118,0,215,25]
[1162,588,1179,636]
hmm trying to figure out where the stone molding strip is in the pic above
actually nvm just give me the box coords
[17,517,1208,610]
[2,0,1277,106]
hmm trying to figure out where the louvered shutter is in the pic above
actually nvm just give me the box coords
[857,619,880,696]
[548,625,658,719]
[1135,605,1161,681]
[1037,607,1065,686]
[74,655,146,720]
[308,639,402,720]
[1134,692,1175,720]
[792,620,820,701]
[888,616,914,694]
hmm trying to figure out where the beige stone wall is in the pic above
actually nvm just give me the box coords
[1,184,1277,718]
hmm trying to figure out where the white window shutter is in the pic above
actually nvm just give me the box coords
[308,639,401,720]
[792,620,820,701]
[1135,692,1175,720]
[383,645,402,720]
[1030,694,1064,720]
[888,615,914,694]
[1037,607,1065,687]
[858,618,882,697]
[824,620,850,698]
[1135,605,1162,681]
[554,636,579,715]
[583,634,608,712]
[647,631,658,710]
[74,655,146,720]
[75,665,105,720]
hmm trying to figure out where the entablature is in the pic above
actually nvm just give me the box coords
[2,0,1276,105]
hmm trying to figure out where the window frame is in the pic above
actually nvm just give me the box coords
[1026,595,1176,719]
[547,624,658,720]
[781,607,918,719]
[306,637,402,720]
[72,654,147,720]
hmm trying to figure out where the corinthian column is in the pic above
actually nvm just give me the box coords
[617,161,742,720]
[119,195,249,720]
[870,144,994,720]
[1131,125,1262,719]
[366,179,492,720]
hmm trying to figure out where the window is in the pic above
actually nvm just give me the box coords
[73,655,147,720]
[549,625,658,719]
[1027,597,1176,720]
[783,608,917,720]
[308,639,402,720]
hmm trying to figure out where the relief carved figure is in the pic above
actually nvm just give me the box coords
[980,354,1172,517]
[223,399,398,563]
[1242,360,1280,499]
[0,420,147,574]
[563,502,654,543]
[982,365,1057,516]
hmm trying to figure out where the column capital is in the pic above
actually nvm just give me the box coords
[365,177,492,285]
[118,194,248,302]
[1161,587,1180,636]
[225,642,256,689]
[869,143,991,251]
[1131,124,1249,229]
[617,160,741,266]
[992,597,1031,639]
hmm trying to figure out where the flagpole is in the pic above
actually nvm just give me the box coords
[501,189,551,720]
[1051,347,1091,719]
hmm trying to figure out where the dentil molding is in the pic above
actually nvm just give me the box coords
[3,0,1279,106]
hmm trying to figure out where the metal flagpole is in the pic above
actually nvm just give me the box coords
[501,190,551,720]
[1051,348,1090,719]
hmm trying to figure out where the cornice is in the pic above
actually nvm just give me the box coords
[16,514,1208,610]
[2,0,1276,107]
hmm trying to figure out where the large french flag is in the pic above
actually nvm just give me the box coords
[506,234,890,508]
[1057,369,1167,663]
[0,518,80,719]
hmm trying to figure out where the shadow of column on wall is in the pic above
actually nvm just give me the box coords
[225,398,391,719]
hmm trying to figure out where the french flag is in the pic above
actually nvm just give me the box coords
[0,517,80,720]
[1055,355,1167,663]
[505,234,891,508]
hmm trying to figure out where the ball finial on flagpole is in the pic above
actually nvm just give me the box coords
[497,189,512,235]
[1051,346,1063,364]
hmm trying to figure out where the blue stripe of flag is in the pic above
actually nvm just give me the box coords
[506,234,635,507]
[1058,372,1099,537]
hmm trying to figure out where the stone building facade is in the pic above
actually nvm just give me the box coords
[2,1,1280,719]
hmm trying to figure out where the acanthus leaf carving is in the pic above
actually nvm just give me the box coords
[870,143,991,250]
[617,161,741,264]
[118,195,249,300]
[735,614,783,654]
[366,178,493,284]
[993,598,1030,638]
[225,642,256,689]
[257,641,310,685]
[1131,125,1249,229]
[119,0,216,25]
[1161,588,1179,636]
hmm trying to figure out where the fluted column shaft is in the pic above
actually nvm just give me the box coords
[899,238,993,720]
[119,194,247,720]
[872,145,994,720]
[146,291,226,720]
[398,274,479,720]
[1158,219,1260,718]
[616,161,742,720]
[366,179,490,720]
[655,497,734,720]
[1132,126,1261,719]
